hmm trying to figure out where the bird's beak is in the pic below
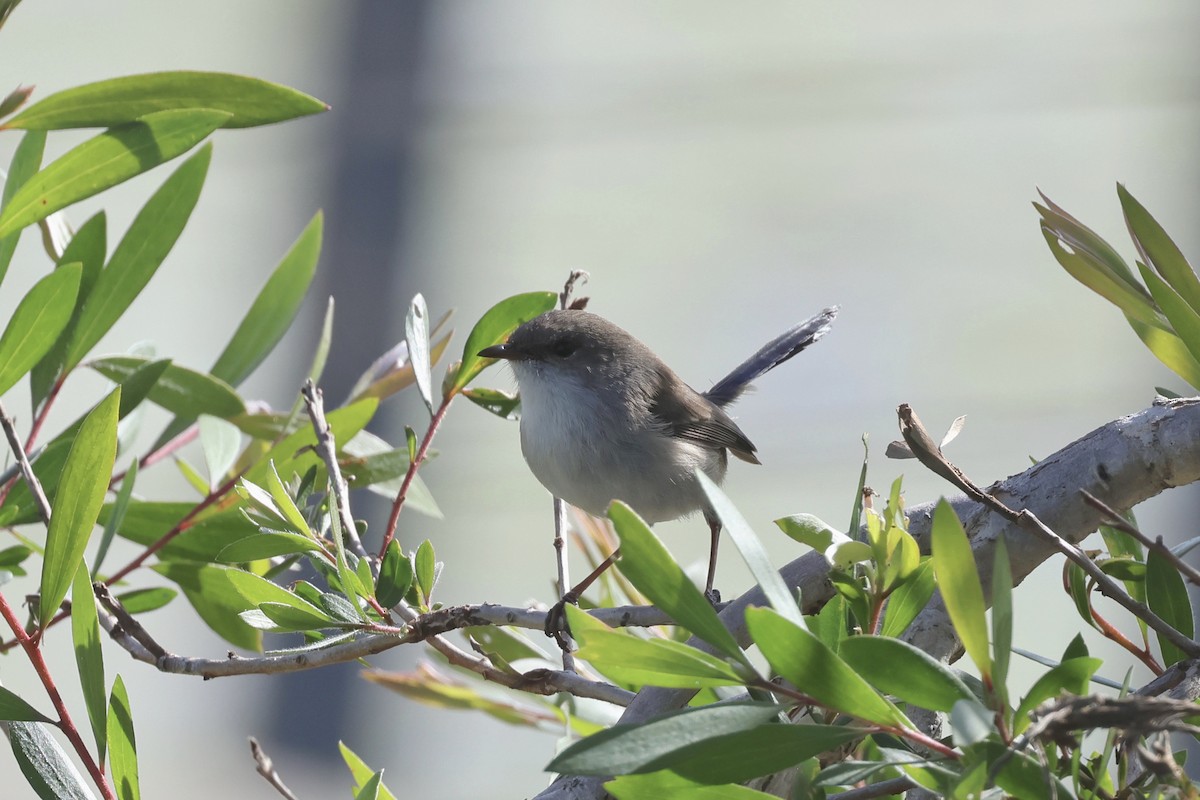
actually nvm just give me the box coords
[478,342,522,360]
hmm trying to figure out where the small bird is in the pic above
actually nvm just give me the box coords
[479,306,838,628]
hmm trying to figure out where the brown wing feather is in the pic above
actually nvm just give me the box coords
[649,368,760,464]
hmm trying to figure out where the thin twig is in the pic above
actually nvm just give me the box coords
[249,737,301,800]
[1081,490,1200,587]
[300,380,369,563]
[379,394,452,559]
[898,403,1200,661]
[552,496,575,670]
[0,401,51,523]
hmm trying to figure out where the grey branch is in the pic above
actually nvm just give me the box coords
[0,402,51,524]
[300,380,370,564]
[249,737,301,800]
[533,397,1200,800]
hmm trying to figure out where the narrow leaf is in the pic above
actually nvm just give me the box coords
[991,535,1013,704]
[340,742,399,800]
[265,460,311,537]
[1146,548,1194,667]
[1139,263,1200,373]
[255,601,336,632]
[1125,314,1200,390]
[40,389,120,628]
[608,501,744,662]
[930,499,991,678]
[1119,184,1200,313]
[0,130,46,286]
[0,262,81,396]
[0,109,229,240]
[451,291,556,395]
[838,636,974,712]
[745,606,908,728]
[89,356,246,419]
[405,293,434,414]
[6,71,327,130]
[198,415,242,488]
[879,559,935,638]
[1012,657,1103,734]
[214,532,324,563]
[0,686,52,722]
[107,675,139,800]
[462,387,520,420]
[566,605,744,688]
[151,561,261,650]
[415,539,436,603]
[71,561,107,762]
[547,701,783,776]
[8,721,97,800]
[211,212,322,388]
[63,143,212,369]
[697,471,804,626]
[376,539,413,608]
[607,773,774,800]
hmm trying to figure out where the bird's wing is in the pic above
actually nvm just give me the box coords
[649,371,760,464]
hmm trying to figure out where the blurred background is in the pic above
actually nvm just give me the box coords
[2,2,1199,797]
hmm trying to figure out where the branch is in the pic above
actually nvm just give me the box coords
[249,737,301,800]
[0,401,51,523]
[532,397,1200,800]
[300,380,369,564]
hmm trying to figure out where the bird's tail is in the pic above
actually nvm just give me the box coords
[704,306,839,407]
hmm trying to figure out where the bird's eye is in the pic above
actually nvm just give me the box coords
[551,338,578,357]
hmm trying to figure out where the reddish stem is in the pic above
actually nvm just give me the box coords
[24,375,65,452]
[0,593,116,800]
[1091,602,1162,675]
[110,424,200,486]
[379,395,454,560]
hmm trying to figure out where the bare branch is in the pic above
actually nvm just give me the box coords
[249,737,301,800]
[0,401,51,524]
[301,380,369,564]
[1082,489,1200,587]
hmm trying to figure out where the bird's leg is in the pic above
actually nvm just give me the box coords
[545,547,622,651]
[704,511,722,606]
[551,497,574,669]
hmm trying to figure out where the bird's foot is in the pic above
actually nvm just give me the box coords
[704,587,722,607]
[544,591,579,652]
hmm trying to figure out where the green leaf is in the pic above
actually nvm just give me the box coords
[339,742,399,800]
[1146,548,1194,667]
[636,724,864,785]
[8,721,97,800]
[354,770,383,800]
[698,471,804,627]
[838,636,974,712]
[1119,184,1200,313]
[0,109,228,241]
[607,772,775,800]
[462,387,520,420]
[6,71,327,130]
[930,499,991,679]
[406,293,434,414]
[566,605,744,689]
[1036,195,1148,303]
[991,535,1013,705]
[0,130,46,287]
[608,501,744,663]
[198,415,242,488]
[107,675,139,800]
[40,389,120,628]
[341,437,443,519]
[811,592,846,653]
[151,561,261,650]
[0,262,81,396]
[547,701,784,776]
[347,309,455,404]
[1139,263,1200,375]
[1038,224,1160,328]
[1012,657,1103,735]
[214,532,324,563]
[745,607,909,728]
[450,291,556,396]
[242,397,378,488]
[879,559,935,638]
[221,565,332,620]
[1125,314,1200,390]
[376,540,413,608]
[64,142,213,369]
[31,212,107,409]
[265,461,312,537]
[90,356,245,419]
[254,601,336,632]
[71,561,107,762]
[775,513,837,552]
[0,686,52,723]
[212,212,322,388]
[115,587,176,614]
[415,539,436,604]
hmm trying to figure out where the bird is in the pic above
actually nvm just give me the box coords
[479,305,838,635]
